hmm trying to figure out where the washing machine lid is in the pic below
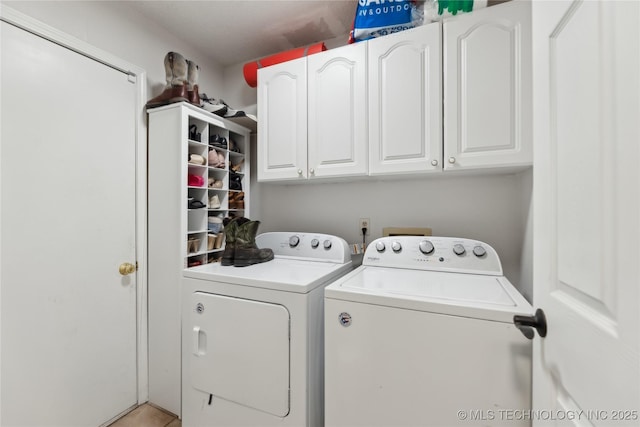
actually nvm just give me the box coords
[184,257,353,293]
[324,266,533,323]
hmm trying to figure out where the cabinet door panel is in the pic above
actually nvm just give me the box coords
[369,23,442,175]
[258,58,307,181]
[308,44,368,178]
[444,1,532,170]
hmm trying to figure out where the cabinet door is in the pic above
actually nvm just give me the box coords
[443,1,532,170]
[257,57,308,181]
[308,43,368,178]
[368,23,442,175]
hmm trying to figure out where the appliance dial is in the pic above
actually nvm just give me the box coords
[453,244,466,256]
[375,241,386,252]
[311,238,319,248]
[392,241,402,253]
[473,245,486,257]
[323,239,332,249]
[419,240,435,255]
[289,235,300,248]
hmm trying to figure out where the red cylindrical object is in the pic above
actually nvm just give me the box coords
[243,42,327,88]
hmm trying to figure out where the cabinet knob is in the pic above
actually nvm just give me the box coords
[431,159,438,166]
[448,157,456,164]
[119,262,136,276]
[297,169,303,175]
[309,168,315,175]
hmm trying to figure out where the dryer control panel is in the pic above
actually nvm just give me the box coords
[363,236,502,276]
[256,232,351,263]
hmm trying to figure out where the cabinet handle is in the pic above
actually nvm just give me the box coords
[448,157,456,164]
[431,159,438,166]
[309,168,315,175]
[297,169,303,175]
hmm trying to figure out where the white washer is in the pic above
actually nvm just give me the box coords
[324,236,534,427]
[182,232,353,427]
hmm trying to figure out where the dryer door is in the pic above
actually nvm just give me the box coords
[190,292,291,417]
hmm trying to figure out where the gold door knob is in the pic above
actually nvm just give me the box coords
[119,262,136,276]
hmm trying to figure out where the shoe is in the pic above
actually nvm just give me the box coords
[186,60,201,106]
[188,199,206,209]
[209,179,223,189]
[209,194,221,209]
[189,153,205,165]
[207,234,216,250]
[146,52,189,109]
[234,220,274,267]
[231,158,244,172]
[229,171,242,190]
[208,149,223,167]
[228,139,242,153]
[188,174,204,187]
[200,94,228,116]
[209,134,228,150]
[214,233,224,249]
[187,237,201,253]
[189,124,201,142]
[218,152,226,169]
[228,192,245,210]
[221,217,246,266]
[207,215,223,234]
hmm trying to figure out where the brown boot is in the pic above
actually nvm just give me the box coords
[146,52,189,109]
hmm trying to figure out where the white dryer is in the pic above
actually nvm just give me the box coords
[182,232,353,427]
[324,236,534,427]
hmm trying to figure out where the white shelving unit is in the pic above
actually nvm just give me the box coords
[147,102,251,415]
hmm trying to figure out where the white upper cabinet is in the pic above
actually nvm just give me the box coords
[443,0,532,171]
[308,43,368,179]
[257,57,308,181]
[369,22,443,175]
[258,45,367,182]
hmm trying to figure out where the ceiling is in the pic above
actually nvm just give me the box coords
[125,0,358,67]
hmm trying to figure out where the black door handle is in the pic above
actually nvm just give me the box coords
[513,308,547,340]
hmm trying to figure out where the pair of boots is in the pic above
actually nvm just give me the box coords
[146,52,200,108]
[221,217,274,267]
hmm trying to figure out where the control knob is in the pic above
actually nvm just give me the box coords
[323,239,332,249]
[453,244,466,256]
[289,235,300,248]
[375,241,386,252]
[419,240,435,255]
[311,238,319,248]
[391,241,402,253]
[473,245,486,257]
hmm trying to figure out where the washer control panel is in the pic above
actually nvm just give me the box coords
[256,232,351,263]
[366,236,502,275]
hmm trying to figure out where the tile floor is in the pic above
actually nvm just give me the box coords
[108,404,180,427]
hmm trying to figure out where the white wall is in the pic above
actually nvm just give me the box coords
[253,171,532,292]
[2,1,226,102]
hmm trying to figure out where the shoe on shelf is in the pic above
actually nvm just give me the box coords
[209,134,228,150]
[189,124,201,142]
[209,194,221,209]
[200,94,228,117]
[209,179,223,189]
[207,234,216,250]
[208,149,223,168]
[189,153,206,165]
[188,199,206,209]
[188,174,204,187]
[231,158,244,172]
[229,139,242,153]
[207,215,224,234]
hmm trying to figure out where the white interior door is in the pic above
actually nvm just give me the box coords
[532,1,639,424]
[1,21,138,426]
